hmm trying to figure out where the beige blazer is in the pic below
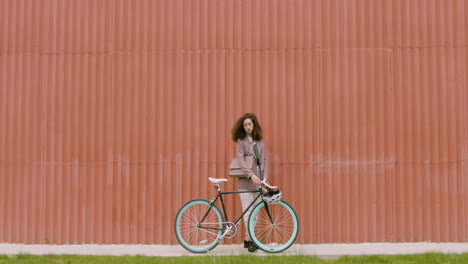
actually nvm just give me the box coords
[236,137,268,190]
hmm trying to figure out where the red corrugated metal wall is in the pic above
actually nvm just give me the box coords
[1,0,467,244]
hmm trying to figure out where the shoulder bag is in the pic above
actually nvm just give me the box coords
[228,156,254,178]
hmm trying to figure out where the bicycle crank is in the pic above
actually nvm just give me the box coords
[218,222,237,239]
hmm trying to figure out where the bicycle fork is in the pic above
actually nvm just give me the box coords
[263,202,276,226]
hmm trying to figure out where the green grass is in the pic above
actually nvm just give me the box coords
[0,253,468,264]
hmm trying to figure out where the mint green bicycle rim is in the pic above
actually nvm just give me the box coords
[174,199,223,253]
[248,201,299,253]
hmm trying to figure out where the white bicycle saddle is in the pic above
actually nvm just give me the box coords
[208,177,228,184]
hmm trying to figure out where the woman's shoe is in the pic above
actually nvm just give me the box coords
[243,240,252,248]
[248,242,259,252]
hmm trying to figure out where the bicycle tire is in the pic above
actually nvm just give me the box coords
[174,199,224,253]
[248,200,299,253]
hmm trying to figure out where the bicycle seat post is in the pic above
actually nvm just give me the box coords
[208,177,228,192]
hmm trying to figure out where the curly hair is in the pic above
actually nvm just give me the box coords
[231,113,263,142]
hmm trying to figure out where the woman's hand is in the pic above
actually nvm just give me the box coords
[251,175,261,185]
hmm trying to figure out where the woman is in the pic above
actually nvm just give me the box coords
[231,113,268,252]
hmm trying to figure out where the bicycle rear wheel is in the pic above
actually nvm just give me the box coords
[248,200,299,253]
[174,199,223,253]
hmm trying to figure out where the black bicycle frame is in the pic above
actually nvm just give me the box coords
[198,188,272,231]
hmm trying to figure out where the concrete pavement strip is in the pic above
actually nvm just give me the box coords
[1,243,468,257]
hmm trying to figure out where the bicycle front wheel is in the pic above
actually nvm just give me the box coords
[248,200,299,253]
[174,199,224,253]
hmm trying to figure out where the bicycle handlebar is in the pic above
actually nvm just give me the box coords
[261,180,277,190]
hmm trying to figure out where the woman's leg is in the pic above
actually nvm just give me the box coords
[239,191,261,241]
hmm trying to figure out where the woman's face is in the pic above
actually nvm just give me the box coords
[243,118,254,136]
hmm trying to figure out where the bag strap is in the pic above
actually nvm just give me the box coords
[253,142,261,166]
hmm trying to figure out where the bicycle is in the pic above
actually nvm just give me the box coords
[174,177,299,253]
